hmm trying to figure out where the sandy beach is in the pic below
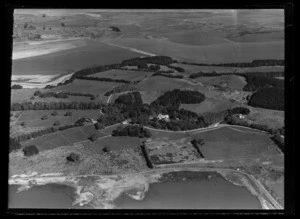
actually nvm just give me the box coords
[12,38,86,60]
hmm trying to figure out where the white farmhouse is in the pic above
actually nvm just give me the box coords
[157,114,170,122]
[238,114,245,119]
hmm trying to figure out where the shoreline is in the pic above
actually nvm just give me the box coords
[9,168,272,209]
[11,73,74,89]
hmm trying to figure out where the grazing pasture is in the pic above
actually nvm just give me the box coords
[134,76,203,93]
[188,126,278,160]
[180,97,237,114]
[50,79,123,95]
[91,136,141,153]
[13,110,101,128]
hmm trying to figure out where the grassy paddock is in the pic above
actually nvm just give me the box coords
[14,110,101,128]
[188,126,278,160]
[91,136,141,153]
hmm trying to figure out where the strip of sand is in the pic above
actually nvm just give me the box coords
[12,38,86,60]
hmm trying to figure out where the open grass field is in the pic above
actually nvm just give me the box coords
[13,110,101,129]
[107,38,284,64]
[134,76,203,93]
[140,91,162,104]
[87,69,152,81]
[50,79,123,95]
[180,97,238,114]
[188,126,279,160]
[245,106,284,129]
[195,75,247,91]
[21,125,107,151]
[146,128,188,140]
[91,136,141,153]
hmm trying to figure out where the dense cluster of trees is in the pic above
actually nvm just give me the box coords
[11,101,104,111]
[243,75,284,91]
[152,89,206,108]
[182,59,284,67]
[23,145,39,156]
[112,125,152,138]
[248,87,284,110]
[76,76,131,84]
[104,84,139,96]
[11,84,23,89]
[121,56,173,67]
[9,137,22,153]
[114,91,143,106]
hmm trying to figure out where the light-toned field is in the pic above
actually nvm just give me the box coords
[188,126,279,160]
[195,75,247,91]
[180,97,238,114]
[87,69,152,81]
[134,76,203,93]
[106,38,284,63]
[245,106,284,129]
[50,79,122,95]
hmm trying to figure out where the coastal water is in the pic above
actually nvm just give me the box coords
[12,39,141,75]
[116,174,261,209]
[9,184,90,209]
[9,172,261,209]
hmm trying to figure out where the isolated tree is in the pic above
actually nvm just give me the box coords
[102,146,111,153]
[42,14,46,18]
[94,122,104,130]
[41,115,48,120]
[53,121,60,126]
[43,26,46,30]
[61,22,65,27]
[20,121,26,127]
[88,134,97,142]
[66,153,80,162]
[23,145,39,157]
[51,111,58,116]
[24,23,28,29]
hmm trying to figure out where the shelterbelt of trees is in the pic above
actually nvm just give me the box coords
[181,59,284,67]
[11,101,105,111]
[34,91,96,99]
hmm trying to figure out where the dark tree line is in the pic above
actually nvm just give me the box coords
[114,91,143,106]
[11,84,23,89]
[76,76,131,84]
[34,91,95,99]
[270,133,284,153]
[112,125,152,138]
[182,59,284,68]
[248,87,284,110]
[11,117,88,144]
[11,101,104,111]
[151,72,183,79]
[190,139,205,158]
[140,141,154,168]
[121,56,173,66]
